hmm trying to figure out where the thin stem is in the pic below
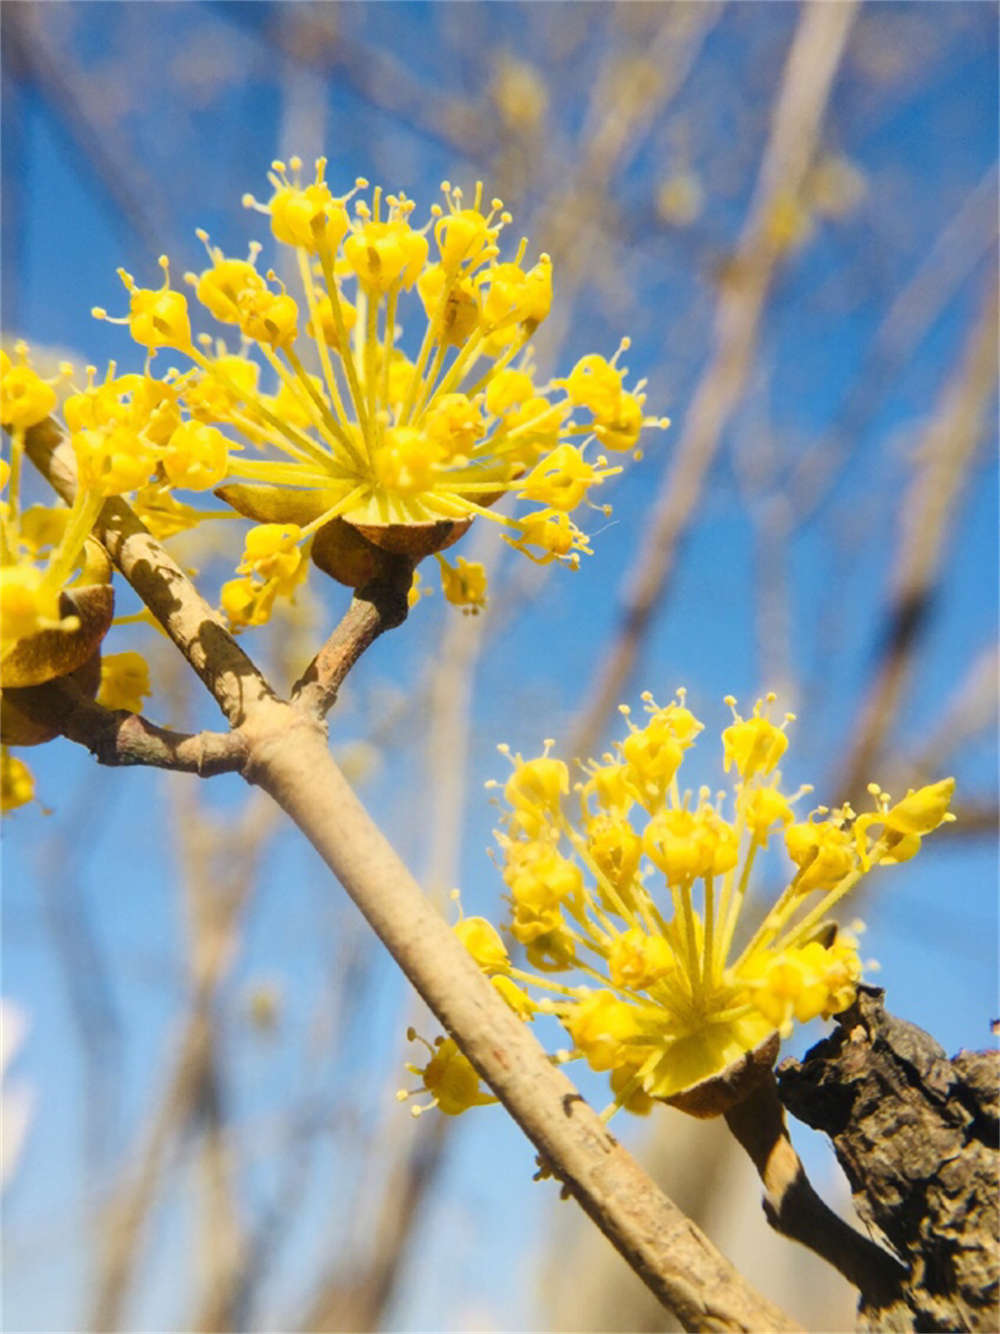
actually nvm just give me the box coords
[725,1074,905,1306]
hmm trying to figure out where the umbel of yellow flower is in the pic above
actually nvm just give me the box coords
[84,157,666,628]
[1,349,116,691]
[425,692,955,1121]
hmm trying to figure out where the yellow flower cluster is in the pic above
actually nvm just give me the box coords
[1,350,156,806]
[405,693,955,1118]
[79,157,665,625]
[0,349,83,659]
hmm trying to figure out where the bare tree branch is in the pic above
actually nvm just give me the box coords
[838,282,998,802]
[25,418,274,727]
[568,0,860,761]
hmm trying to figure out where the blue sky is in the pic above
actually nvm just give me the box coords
[3,4,997,1329]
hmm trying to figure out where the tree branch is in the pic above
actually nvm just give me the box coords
[25,418,274,727]
[291,556,414,720]
[568,0,859,761]
[725,1073,906,1307]
[6,675,245,773]
[778,987,999,1332]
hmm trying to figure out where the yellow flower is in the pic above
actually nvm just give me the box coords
[744,784,795,847]
[1,360,115,674]
[722,693,791,779]
[1,747,35,813]
[194,254,264,323]
[585,813,642,900]
[643,804,738,884]
[608,929,675,991]
[1,564,64,651]
[220,523,308,631]
[264,174,351,252]
[162,421,233,491]
[398,1032,496,1117]
[854,778,956,869]
[564,353,624,418]
[620,691,702,812]
[454,915,510,974]
[0,362,57,431]
[97,652,151,715]
[95,257,192,351]
[785,815,856,892]
[564,991,644,1073]
[468,692,955,1117]
[73,425,160,496]
[500,744,569,828]
[517,443,621,513]
[80,160,666,625]
[438,555,487,614]
[343,215,429,293]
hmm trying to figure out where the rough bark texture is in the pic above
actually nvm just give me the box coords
[777,986,999,1332]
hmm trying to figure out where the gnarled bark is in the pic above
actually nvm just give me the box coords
[778,986,999,1332]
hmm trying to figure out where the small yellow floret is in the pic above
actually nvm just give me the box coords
[608,928,675,990]
[485,368,534,417]
[435,208,495,271]
[117,260,192,350]
[416,263,480,345]
[506,511,591,566]
[343,218,429,293]
[73,425,160,495]
[564,991,643,1073]
[163,421,232,490]
[479,257,552,345]
[97,652,152,714]
[238,288,299,348]
[269,181,350,252]
[745,785,795,847]
[438,555,487,614]
[239,524,304,585]
[0,563,63,649]
[722,695,790,779]
[564,354,623,417]
[502,748,569,825]
[854,777,956,869]
[518,444,620,513]
[454,916,510,974]
[407,1036,496,1116]
[883,778,956,837]
[643,806,738,884]
[0,363,57,430]
[195,257,265,324]
[586,814,642,903]
[1,748,35,813]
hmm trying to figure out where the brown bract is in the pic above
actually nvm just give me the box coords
[217,480,473,573]
[1,646,104,745]
[350,517,471,558]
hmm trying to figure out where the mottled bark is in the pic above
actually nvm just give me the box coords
[778,986,998,1332]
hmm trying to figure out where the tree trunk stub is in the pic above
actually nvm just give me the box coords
[778,986,998,1332]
